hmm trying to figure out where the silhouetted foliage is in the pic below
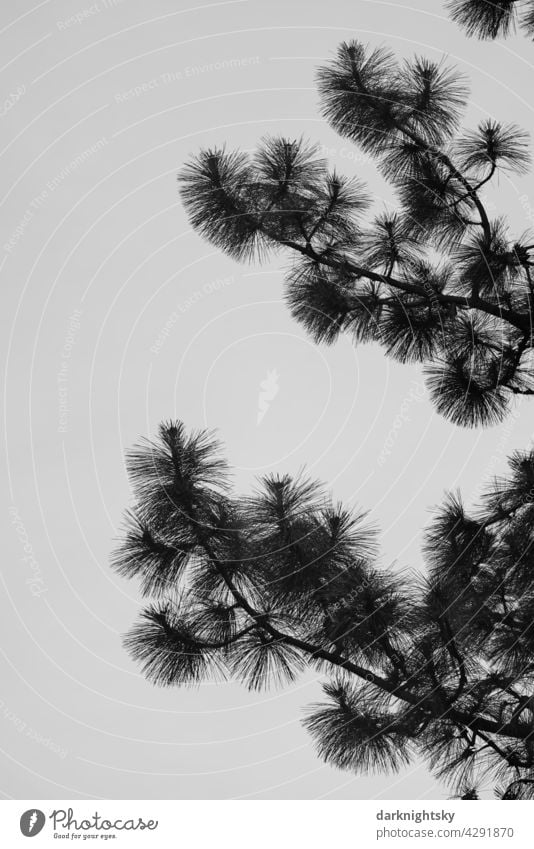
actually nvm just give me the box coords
[447,0,534,40]
[115,420,534,799]
[179,41,534,428]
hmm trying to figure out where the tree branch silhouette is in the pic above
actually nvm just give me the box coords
[114,421,534,799]
[447,1,534,40]
[179,41,534,427]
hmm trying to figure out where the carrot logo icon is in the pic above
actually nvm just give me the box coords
[20,809,45,837]
[257,369,279,425]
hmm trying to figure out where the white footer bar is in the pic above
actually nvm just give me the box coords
[1,800,531,847]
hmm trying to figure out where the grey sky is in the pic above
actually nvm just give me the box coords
[2,0,534,800]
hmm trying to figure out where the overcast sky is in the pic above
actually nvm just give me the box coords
[3,0,534,800]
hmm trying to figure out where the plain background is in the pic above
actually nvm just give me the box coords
[2,0,534,799]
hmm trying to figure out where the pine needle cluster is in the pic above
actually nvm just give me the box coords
[447,1,534,40]
[114,421,534,799]
[179,40,534,428]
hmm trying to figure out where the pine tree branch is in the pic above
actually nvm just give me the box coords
[120,422,534,798]
[440,616,468,701]
[176,498,534,743]
[460,713,534,744]
[393,120,492,241]
[181,498,432,707]
[475,728,533,770]
[280,239,531,333]
[499,333,532,392]
[200,531,413,697]
[523,265,534,304]
[473,163,497,193]
[199,625,257,650]
[502,777,534,796]
[377,634,409,680]
[341,53,492,240]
